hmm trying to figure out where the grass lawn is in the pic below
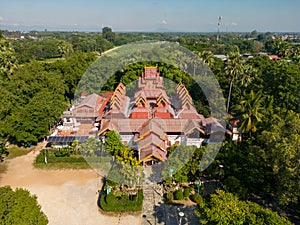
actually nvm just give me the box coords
[6,146,32,159]
[1,146,31,175]
[34,149,112,170]
[35,161,92,169]
[35,160,112,170]
[34,153,92,169]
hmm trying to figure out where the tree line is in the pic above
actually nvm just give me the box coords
[0,31,96,146]
[1,28,299,223]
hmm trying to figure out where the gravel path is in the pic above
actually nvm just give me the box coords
[0,148,141,225]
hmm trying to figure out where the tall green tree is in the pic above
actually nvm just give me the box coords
[0,139,8,162]
[260,111,300,205]
[233,90,264,136]
[102,27,115,43]
[195,190,292,225]
[57,40,74,57]
[224,52,244,112]
[0,186,48,225]
[0,38,18,80]
[116,147,143,187]
[237,64,256,88]
[80,137,101,156]
[104,130,123,157]
[264,38,292,58]
[197,50,215,68]
[260,61,300,113]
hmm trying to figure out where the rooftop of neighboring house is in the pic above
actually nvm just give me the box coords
[269,55,281,60]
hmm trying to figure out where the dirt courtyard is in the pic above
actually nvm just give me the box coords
[0,149,141,225]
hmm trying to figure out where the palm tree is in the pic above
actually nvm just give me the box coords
[57,41,74,57]
[233,90,264,137]
[224,53,257,113]
[277,41,291,59]
[198,50,215,68]
[237,64,256,88]
[224,52,244,113]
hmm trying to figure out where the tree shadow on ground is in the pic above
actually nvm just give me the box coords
[152,202,200,225]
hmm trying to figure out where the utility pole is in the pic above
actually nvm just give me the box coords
[218,164,224,189]
[217,16,222,43]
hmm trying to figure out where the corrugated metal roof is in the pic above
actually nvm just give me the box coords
[77,93,102,109]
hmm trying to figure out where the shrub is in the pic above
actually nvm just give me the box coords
[174,189,184,200]
[224,176,248,199]
[99,189,143,212]
[54,148,71,157]
[105,193,116,204]
[166,192,174,202]
[183,187,191,198]
[191,193,203,204]
[35,149,86,164]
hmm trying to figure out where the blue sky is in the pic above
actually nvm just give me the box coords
[0,0,299,32]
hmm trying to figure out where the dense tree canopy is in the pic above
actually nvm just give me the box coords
[259,111,300,205]
[0,29,299,222]
[0,50,96,146]
[0,38,18,79]
[0,186,48,225]
[104,130,124,157]
[195,190,292,225]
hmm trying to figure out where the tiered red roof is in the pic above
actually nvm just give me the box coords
[98,67,225,164]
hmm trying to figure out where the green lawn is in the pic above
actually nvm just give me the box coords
[35,159,112,170]
[35,161,92,169]
[34,149,112,170]
[6,146,32,159]
[34,152,91,169]
[0,147,31,175]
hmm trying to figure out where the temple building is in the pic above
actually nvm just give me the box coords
[97,67,225,166]
[48,66,225,165]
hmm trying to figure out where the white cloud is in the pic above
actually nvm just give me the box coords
[231,22,238,26]
[161,19,168,25]
[0,16,4,22]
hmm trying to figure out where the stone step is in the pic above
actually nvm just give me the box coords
[142,176,165,225]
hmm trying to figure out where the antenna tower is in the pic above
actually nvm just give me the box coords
[217,16,222,42]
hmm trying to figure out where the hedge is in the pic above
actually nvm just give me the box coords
[99,189,143,212]
[35,150,111,164]
[53,149,71,157]
[35,152,86,163]
[191,193,203,204]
